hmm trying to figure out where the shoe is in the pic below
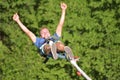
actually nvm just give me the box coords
[51,43,58,60]
[64,46,74,60]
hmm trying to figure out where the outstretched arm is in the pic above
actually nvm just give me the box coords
[13,13,36,43]
[56,3,67,37]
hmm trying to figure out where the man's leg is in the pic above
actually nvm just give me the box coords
[44,44,58,60]
[55,41,65,52]
[43,44,51,55]
[55,41,74,60]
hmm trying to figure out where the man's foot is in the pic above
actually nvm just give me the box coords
[64,46,74,60]
[51,43,58,60]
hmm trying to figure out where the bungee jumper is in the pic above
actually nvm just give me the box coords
[13,2,91,80]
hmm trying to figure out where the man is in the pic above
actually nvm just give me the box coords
[13,3,75,61]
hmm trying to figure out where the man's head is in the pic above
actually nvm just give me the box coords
[40,27,50,39]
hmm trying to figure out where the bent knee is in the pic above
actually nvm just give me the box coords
[44,44,51,55]
[56,42,65,52]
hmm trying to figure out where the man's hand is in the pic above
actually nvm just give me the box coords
[12,13,36,43]
[61,3,67,10]
[13,13,19,22]
[56,2,67,37]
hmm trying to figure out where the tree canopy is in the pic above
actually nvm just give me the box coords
[0,0,120,80]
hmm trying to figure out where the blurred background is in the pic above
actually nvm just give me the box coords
[0,0,120,80]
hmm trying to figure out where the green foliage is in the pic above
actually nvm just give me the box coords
[0,0,120,80]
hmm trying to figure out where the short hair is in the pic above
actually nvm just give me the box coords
[39,26,49,36]
[39,26,48,32]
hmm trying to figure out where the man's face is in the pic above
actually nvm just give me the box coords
[40,28,50,39]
